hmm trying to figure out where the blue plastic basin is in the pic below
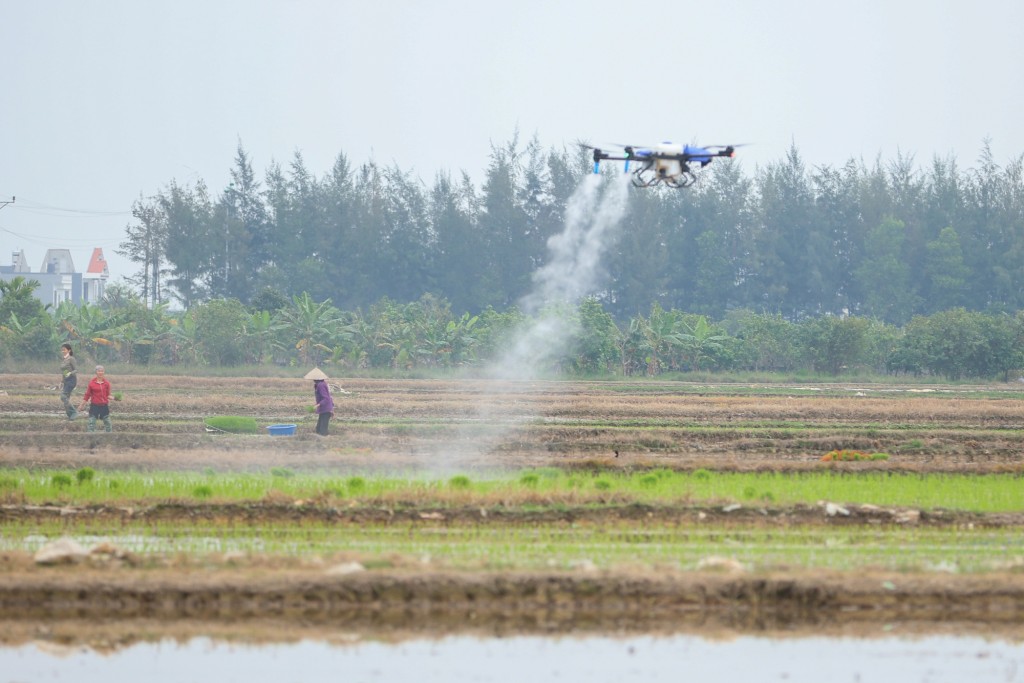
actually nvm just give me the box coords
[266,424,297,436]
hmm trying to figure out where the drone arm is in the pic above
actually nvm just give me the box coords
[592,147,638,174]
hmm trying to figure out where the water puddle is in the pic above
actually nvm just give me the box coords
[3,633,1022,683]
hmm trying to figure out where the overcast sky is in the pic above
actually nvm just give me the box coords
[2,0,1022,284]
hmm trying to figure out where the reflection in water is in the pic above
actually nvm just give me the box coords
[3,634,1023,683]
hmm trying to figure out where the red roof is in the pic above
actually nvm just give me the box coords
[86,248,108,276]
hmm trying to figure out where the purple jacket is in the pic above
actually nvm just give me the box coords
[314,380,334,414]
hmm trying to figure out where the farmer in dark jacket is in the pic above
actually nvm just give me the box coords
[305,368,334,436]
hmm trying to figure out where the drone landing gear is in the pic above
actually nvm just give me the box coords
[664,171,697,188]
[630,168,697,188]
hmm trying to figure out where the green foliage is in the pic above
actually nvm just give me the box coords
[800,315,870,376]
[0,277,46,325]
[191,298,250,365]
[204,416,259,434]
[51,473,72,489]
[76,467,96,485]
[270,467,295,479]
[897,308,1020,380]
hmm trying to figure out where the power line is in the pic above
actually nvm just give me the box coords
[2,197,130,217]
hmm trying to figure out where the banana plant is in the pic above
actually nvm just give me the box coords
[677,315,728,371]
[277,292,344,366]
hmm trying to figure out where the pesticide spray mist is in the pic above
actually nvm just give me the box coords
[492,172,630,379]
[441,173,631,471]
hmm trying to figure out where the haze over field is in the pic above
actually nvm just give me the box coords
[2,0,1022,281]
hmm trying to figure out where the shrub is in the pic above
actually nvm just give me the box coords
[204,416,259,434]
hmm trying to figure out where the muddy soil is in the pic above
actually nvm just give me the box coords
[3,556,1024,646]
[2,499,1023,528]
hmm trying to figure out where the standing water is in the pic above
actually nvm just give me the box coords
[3,633,1023,682]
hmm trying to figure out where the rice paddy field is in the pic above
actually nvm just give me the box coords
[2,373,1024,645]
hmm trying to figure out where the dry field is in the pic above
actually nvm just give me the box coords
[2,373,1024,473]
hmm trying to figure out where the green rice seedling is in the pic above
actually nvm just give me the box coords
[192,485,213,499]
[520,473,540,488]
[6,467,1024,514]
[204,416,259,434]
[76,467,95,485]
[0,476,18,491]
[270,467,295,479]
[449,475,471,490]
[870,453,891,461]
[692,469,712,481]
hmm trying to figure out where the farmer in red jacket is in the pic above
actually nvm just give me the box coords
[78,365,113,432]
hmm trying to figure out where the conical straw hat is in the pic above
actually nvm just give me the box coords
[303,367,328,380]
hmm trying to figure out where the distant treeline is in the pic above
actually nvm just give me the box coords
[117,135,1024,324]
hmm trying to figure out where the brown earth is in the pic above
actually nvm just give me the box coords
[3,374,1024,643]
[3,554,1024,646]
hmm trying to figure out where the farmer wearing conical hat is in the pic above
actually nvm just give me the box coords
[304,368,334,436]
